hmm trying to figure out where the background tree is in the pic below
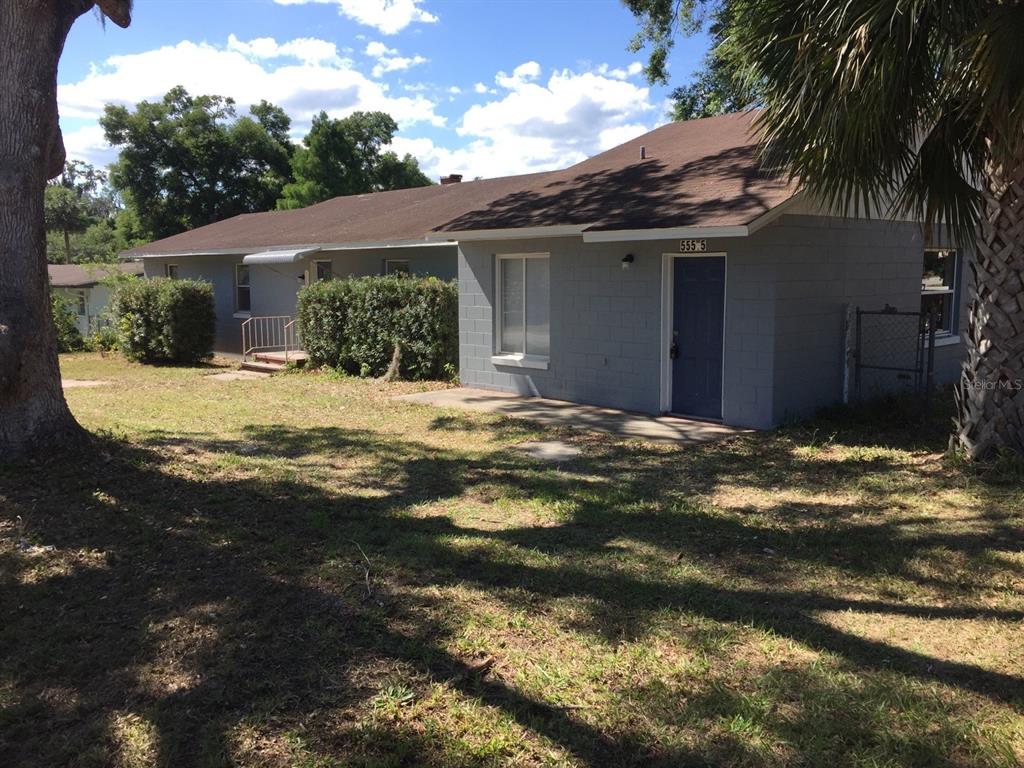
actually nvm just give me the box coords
[0,0,131,457]
[101,87,293,239]
[628,0,1024,457]
[625,0,755,121]
[44,160,121,263]
[375,150,434,192]
[46,210,145,265]
[277,111,432,210]
[43,186,93,264]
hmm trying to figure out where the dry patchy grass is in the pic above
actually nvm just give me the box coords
[1,353,1022,767]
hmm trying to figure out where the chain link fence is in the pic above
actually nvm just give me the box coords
[850,305,937,411]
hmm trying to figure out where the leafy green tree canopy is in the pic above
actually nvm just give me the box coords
[44,161,128,263]
[625,0,756,121]
[277,111,432,210]
[101,86,294,239]
[43,186,93,264]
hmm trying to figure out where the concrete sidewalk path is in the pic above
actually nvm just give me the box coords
[396,387,752,445]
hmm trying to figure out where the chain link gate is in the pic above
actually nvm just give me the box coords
[851,306,937,411]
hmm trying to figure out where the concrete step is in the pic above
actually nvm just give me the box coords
[254,351,308,366]
[240,360,286,374]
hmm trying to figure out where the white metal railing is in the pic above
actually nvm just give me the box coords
[241,315,302,362]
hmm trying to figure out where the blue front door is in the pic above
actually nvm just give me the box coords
[671,256,725,419]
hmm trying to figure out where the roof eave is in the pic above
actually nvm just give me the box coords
[581,225,750,243]
[425,224,589,242]
[582,193,803,243]
[123,238,458,259]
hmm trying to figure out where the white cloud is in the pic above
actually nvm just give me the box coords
[495,60,541,90]
[596,61,644,81]
[396,63,656,179]
[227,34,344,65]
[60,42,659,193]
[597,123,650,151]
[363,40,427,79]
[364,41,396,57]
[274,0,437,35]
[61,124,117,169]
[58,36,445,166]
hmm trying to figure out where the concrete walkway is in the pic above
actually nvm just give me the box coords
[396,388,752,444]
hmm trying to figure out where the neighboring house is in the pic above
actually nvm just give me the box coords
[48,262,145,336]
[124,174,538,354]
[125,111,969,428]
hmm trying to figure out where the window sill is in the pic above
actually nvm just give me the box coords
[491,354,549,370]
[933,334,961,348]
[233,311,252,319]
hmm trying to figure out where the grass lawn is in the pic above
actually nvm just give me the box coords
[2,353,1022,767]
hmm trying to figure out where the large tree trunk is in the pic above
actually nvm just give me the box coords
[955,150,1024,458]
[0,1,95,456]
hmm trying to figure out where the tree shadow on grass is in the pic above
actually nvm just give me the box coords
[0,423,1021,766]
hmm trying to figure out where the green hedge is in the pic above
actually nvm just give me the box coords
[298,275,457,379]
[114,277,215,363]
[51,292,83,353]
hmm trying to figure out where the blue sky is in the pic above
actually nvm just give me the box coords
[60,0,711,180]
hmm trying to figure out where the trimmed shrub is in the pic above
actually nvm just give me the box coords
[84,323,120,353]
[114,277,215,363]
[51,292,83,352]
[298,275,457,380]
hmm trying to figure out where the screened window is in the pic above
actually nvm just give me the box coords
[498,254,549,357]
[165,264,179,279]
[235,264,251,313]
[384,259,410,277]
[74,290,87,316]
[315,260,333,281]
[921,248,959,335]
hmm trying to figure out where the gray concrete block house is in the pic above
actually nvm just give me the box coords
[126,111,969,428]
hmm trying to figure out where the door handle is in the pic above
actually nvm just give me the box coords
[669,342,679,360]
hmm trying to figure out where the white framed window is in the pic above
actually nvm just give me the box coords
[74,290,87,317]
[235,264,251,314]
[315,260,333,281]
[495,253,550,363]
[384,259,410,277]
[165,264,179,279]
[921,248,959,336]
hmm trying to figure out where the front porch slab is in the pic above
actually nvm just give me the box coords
[395,387,752,444]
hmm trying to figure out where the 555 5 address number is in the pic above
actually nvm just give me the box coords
[679,239,708,253]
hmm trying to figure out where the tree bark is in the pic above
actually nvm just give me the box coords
[0,1,95,457]
[955,149,1024,458]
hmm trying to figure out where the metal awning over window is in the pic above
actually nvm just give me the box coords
[242,247,321,265]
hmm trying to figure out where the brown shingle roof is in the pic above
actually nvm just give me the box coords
[48,261,144,287]
[125,111,795,256]
[123,172,552,256]
[434,111,795,233]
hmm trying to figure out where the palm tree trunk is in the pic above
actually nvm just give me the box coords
[955,150,1024,458]
[0,1,93,457]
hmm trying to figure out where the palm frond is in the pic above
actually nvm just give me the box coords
[734,0,996,237]
[892,106,985,243]
[964,3,1024,162]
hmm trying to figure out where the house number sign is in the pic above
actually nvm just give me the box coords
[679,239,708,253]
